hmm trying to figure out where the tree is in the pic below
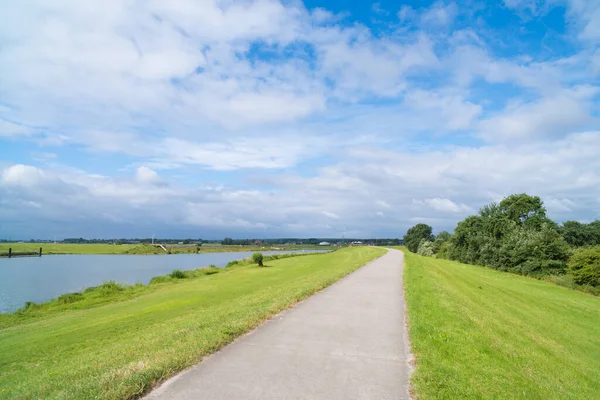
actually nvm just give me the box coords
[222,238,233,245]
[560,220,600,247]
[447,194,569,276]
[404,224,434,253]
[497,193,550,229]
[432,231,451,254]
[252,252,264,266]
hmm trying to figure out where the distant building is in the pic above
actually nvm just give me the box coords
[319,241,330,246]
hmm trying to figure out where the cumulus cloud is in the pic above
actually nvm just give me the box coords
[1,1,599,239]
[2,131,600,238]
[2,164,46,186]
[135,166,163,185]
[415,198,473,213]
[478,89,597,142]
[420,1,458,27]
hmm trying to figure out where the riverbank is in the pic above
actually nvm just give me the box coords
[0,243,335,255]
[0,247,385,399]
[403,250,600,399]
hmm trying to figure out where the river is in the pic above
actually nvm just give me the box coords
[0,250,327,313]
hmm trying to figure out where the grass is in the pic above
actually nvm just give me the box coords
[0,243,138,255]
[0,243,335,255]
[403,250,600,399]
[0,247,385,399]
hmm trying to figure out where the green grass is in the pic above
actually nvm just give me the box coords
[0,247,385,399]
[403,250,600,399]
[0,243,138,255]
[0,243,335,255]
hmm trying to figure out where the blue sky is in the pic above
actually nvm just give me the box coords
[1,0,599,239]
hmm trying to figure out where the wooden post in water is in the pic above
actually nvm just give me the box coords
[8,248,11,258]
[39,247,43,257]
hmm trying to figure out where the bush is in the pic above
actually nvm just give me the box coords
[93,281,126,296]
[252,252,264,266]
[170,269,186,279]
[226,260,239,268]
[57,292,84,304]
[568,247,600,286]
[437,241,450,259]
[417,240,434,257]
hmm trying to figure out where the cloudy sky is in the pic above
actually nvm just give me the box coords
[1,0,599,240]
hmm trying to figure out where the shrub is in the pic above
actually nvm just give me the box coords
[170,269,186,279]
[57,292,84,304]
[226,260,239,268]
[149,275,171,284]
[90,281,126,296]
[417,240,434,257]
[252,252,264,266]
[437,241,450,259]
[568,247,600,286]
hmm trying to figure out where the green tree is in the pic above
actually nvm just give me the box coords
[497,193,550,229]
[432,231,451,254]
[404,224,434,253]
[447,194,569,277]
[560,220,600,247]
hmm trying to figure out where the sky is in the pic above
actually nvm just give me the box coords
[1,0,599,240]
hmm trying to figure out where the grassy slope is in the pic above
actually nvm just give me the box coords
[0,247,385,399]
[0,243,334,255]
[403,250,600,399]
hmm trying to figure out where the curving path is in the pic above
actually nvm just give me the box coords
[145,249,411,400]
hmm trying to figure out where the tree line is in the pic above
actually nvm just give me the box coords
[403,193,600,290]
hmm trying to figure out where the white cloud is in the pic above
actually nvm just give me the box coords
[546,198,576,212]
[398,5,416,22]
[404,90,482,130]
[321,211,340,219]
[1,1,600,239]
[478,88,596,142]
[421,1,458,27]
[135,166,163,185]
[416,198,473,213]
[0,120,36,137]
[2,164,46,186]
[375,200,392,209]
[2,131,600,237]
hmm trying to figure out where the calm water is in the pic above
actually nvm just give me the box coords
[0,250,326,313]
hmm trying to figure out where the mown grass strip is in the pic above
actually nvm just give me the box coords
[403,250,600,399]
[0,247,385,399]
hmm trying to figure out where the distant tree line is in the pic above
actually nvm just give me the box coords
[403,193,600,290]
[220,238,402,246]
[2,237,404,246]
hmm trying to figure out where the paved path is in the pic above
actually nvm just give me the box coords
[145,249,411,400]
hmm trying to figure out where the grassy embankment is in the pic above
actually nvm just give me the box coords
[0,243,334,255]
[403,250,600,399]
[0,247,385,399]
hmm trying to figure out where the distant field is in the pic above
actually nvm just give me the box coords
[0,243,335,255]
[0,247,385,399]
[403,250,600,399]
[0,243,137,254]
